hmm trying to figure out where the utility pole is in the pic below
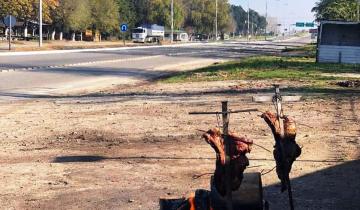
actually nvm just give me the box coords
[247,0,250,41]
[39,0,43,47]
[9,18,12,51]
[171,0,174,43]
[215,0,218,41]
[265,0,268,40]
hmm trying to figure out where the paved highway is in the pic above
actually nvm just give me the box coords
[0,37,311,100]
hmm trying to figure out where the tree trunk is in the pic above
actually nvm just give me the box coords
[59,32,63,41]
[80,32,83,41]
[5,28,9,39]
[51,30,56,40]
[24,26,28,38]
[99,33,102,42]
[71,32,76,41]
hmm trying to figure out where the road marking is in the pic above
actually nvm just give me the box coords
[0,55,163,73]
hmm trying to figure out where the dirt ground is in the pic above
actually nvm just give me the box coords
[0,80,359,210]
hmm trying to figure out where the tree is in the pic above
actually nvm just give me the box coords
[249,9,266,35]
[55,0,91,41]
[216,0,231,34]
[183,0,230,35]
[0,0,34,21]
[67,0,91,41]
[90,0,120,40]
[116,0,137,29]
[132,0,151,26]
[147,0,185,29]
[312,0,359,21]
[0,0,59,38]
[231,5,267,36]
[230,5,247,34]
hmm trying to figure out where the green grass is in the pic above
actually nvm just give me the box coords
[282,44,317,58]
[162,54,359,84]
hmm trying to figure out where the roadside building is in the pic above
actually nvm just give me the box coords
[317,21,360,64]
[0,20,52,40]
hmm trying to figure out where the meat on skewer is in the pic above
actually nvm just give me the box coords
[202,128,253,196]
[261,111,301,192]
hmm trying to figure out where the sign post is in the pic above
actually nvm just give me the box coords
[4,15,16,51]
[120,23,128,46]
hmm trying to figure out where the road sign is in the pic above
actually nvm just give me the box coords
[4,15,16,27]
[305,22,315,27]
[296,22,305,27]
[120,24,128,32]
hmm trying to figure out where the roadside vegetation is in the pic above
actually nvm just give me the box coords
[0,0,267,41]
[162,45,359,89]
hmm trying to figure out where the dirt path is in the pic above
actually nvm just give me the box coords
[0,81,359,209]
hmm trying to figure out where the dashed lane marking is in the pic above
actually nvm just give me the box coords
[0,55,163,73]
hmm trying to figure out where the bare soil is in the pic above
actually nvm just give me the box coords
[0,80,359,210]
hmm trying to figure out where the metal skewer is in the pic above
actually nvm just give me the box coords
[272,85,295,210]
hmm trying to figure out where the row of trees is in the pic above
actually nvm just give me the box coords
[0,0,268,40]
[231,5,267,36]
[312,0,360,22]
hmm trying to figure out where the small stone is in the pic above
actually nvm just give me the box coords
[128,199,134,203]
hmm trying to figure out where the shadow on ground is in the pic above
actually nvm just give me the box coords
[52,154,360,209]
[0,86,359,102]
[265,159,360,210]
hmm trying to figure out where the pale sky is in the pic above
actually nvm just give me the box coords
[229,0,318,30]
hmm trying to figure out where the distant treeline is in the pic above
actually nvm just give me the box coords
[0,0,267,40]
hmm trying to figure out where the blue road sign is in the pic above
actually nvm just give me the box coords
[120,24,128,32]
[4,15,16,27]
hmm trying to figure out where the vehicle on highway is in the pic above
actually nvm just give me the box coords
[164,30,189,42]
[190,34,209,41]
[132,24,165,43]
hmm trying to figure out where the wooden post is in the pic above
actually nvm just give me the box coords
[222,101,233,210]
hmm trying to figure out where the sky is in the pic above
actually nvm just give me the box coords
[229,0,318,30]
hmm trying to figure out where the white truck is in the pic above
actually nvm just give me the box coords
[132,24,165,43]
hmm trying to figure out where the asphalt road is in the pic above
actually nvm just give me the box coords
[0,36,311,100]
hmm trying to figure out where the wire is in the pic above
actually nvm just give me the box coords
[261,166,276,176]
[192,172,213,179]
[253,143,273,153]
